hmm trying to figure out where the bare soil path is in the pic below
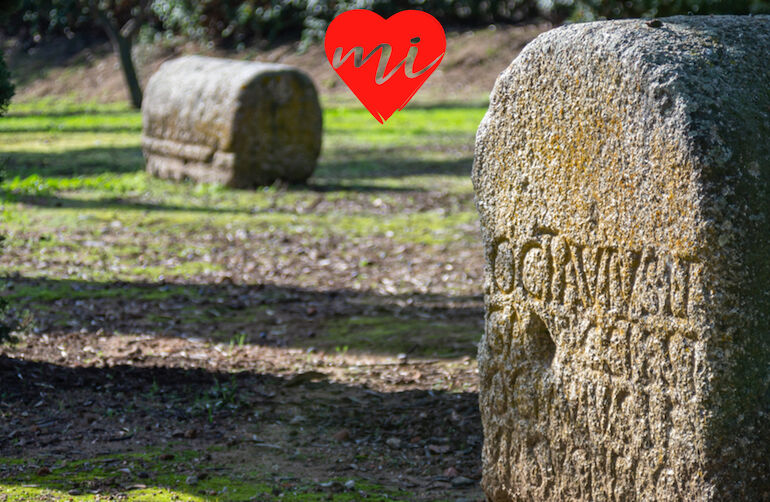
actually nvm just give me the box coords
[0,24,547,500]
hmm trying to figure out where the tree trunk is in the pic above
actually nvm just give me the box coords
[97,16,143,109]
[114,34,142,109]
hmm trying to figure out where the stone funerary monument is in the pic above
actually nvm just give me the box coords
[473,16,770,501]
[142,56,322,188]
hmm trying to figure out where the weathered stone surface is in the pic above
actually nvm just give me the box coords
[142,56,321,188]
[472,16,770,501]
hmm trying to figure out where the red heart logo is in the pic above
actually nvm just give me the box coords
[325,10,446,123]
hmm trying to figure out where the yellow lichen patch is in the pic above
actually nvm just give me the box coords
[472,16,770,502]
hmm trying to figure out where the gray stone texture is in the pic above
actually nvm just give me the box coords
[142,56,322,188]
[472,16,770,501]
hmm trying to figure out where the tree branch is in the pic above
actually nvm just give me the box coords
[121,0,149,39]
[120,18,138,39]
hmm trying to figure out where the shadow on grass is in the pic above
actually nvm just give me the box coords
[316,154,473,180]
[4,109,136,119]
[1,147,143,178]
[6,193,256,214]
[299,181,425,193]
[0,355,481,500]
[2,183,429,214]
[0,125,142,134]
[4,276,483,359]
[2,148,472,181]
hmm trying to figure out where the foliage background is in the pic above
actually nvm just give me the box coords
[1,0,19,345]
[0,54,12,115]
[3,0,769,51]
[0,0,20,114]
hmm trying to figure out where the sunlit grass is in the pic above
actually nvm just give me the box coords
[0,111,142,133]
[0,99,484,281]
[0,100,484,501]
[0,450,408,501]
[4,98,134,116]
[0,101,484,188]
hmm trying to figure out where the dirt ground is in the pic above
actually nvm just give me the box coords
[1,227,486,499]
[1,332,482,500]
[0,21,551,501]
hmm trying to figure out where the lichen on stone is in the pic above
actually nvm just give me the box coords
[473,15,770,502]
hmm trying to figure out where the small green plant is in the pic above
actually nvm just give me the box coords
[189,375,243,422]
[0,298,17,345]
[0,230,20,345]
[149,378,160,397]
[210,375,240,407]
[0,158,16,345]
[228,333,247,352]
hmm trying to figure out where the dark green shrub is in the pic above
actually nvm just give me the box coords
[1,0,20,114]
[0,284,15,345]
[0,161,14,344]
[2,0,100,42]
[8,0,548,48]
[0,2,19,344]
[149,0,548,48]
[0,51,12,116]
[571,0,770,20]
[3,0,770,51]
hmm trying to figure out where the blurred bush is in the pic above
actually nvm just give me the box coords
[0,54,12,115]
[0,0,20,114]
[4,0,548,49]
[2,0,769,49]
[570,0,770,20]
[148,0,547,49]
[3,0,147,45]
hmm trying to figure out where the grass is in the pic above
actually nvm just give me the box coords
[322,315,480,357]
[0,100,485,282]
[2,280,202,303]
[0,99,486,356]
[0,100,485,352]
[0,110,142,133]
[0,98,485,500]
[0,450,410,501]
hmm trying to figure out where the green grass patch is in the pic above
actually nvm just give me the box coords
[3,280,202,303]
[321,315,481,357]
[5,98,134,117]
[0,450,411,501]
[0,111,142,133]
[0,99,484,347]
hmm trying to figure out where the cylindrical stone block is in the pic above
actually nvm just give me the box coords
[142,55,322,188]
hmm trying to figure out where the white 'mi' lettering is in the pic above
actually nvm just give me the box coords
[332,38,443,85]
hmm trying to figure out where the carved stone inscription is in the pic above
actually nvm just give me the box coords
[488,228,702,327]
[479,227,705,500]
[473,15,770,502]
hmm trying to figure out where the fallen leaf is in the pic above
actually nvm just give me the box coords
[333,429,351,442]
[285,371,327,387]
[428,444,451,454]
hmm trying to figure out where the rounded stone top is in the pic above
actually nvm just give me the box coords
[142,55,322,187]
[143,55,319,152]
[475,15,770,256]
